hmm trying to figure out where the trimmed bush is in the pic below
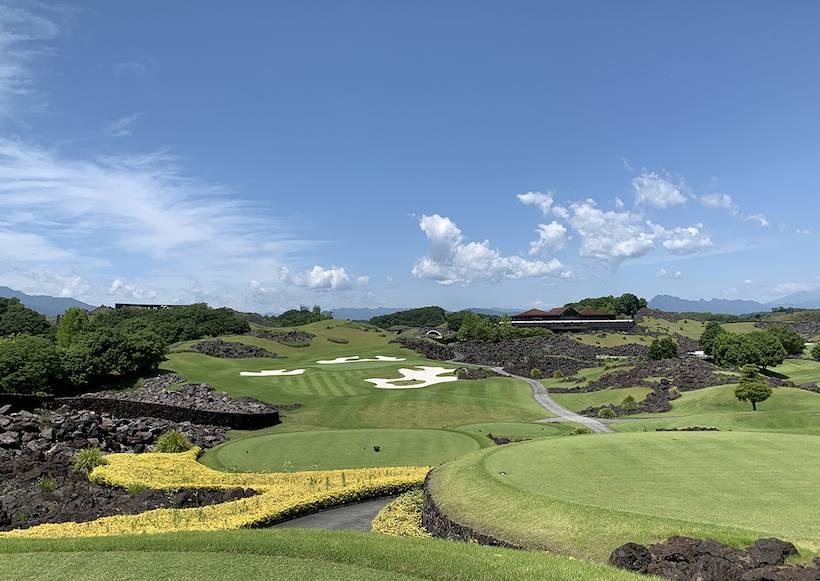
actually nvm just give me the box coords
[552,370,563,379]
[155,430,193,453]
[621,395,638,412]
[597,407,616,419]
[73,447,108,474]
[371,489,430,538]
[530,368,542,379]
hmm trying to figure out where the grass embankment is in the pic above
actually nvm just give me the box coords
[0,529,650,581]
[428,432,820,562]
[639,316,706,339]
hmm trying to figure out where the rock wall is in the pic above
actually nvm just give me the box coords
[421,472,522,549]
[57,396,279,430]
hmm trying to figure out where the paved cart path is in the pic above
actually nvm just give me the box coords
[273,496,395,532]
[491,367,614,433]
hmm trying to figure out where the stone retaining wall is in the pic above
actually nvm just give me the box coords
[421,471,523,549]
[56,396,280,430]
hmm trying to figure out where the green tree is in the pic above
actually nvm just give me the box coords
[745,331,786,369]
[56,307,88,350]
[812,343,820,361]
[0,298,52,337]
[734,364,772,411]
[61,327,166,387]
[648,335,678,360]
[616,293,646,317]
[766,326,804,356]
[699,321,726,356]
[0,335,63,394]
[712,333,761,367]
[620,394,639,411]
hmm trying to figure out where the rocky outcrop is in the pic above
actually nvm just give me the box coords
[609,536,818,581]
[455,367,499,380]
[0,450,255,532]
[393,337,455,361]
[248,330,315,346]
[0,406,227,459]
[60,375,286,429]
[191,338,278,359]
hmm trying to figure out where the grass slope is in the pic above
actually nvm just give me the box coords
[429,432,820,561]
[201,428,486,472]
[614,384,820,434]
[550,386,652,412]
[0,529,650,581]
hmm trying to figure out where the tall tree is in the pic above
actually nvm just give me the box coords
[699,321,726,356]
[56,307,88,350]
[734,364,772,411]
[766,326,804,356]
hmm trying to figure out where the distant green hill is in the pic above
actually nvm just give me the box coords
[0,286,95,317]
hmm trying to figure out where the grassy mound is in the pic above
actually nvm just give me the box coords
[0,529,648,581]
[200,428,485,472]
[428,432,820,561]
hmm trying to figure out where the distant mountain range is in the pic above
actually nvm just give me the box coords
[650,292,820,315]
[330,306,524,320]
[0,286,96,317]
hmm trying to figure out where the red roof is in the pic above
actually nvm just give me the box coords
[579,308,609,317]
[513,308,550,318]
[545,306,574,316]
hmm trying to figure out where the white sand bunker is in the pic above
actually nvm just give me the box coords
[239,369,305,377]
[317,355,406,365]
[366,366,458,390]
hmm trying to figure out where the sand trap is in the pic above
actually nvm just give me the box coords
[239,369,305,377]
[317,355,406,365]
[366,366,458,390]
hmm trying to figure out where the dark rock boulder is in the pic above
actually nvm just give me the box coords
[609,542,652,572]
[748,538,799,567]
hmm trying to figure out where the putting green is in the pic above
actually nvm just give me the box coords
[200,428,485,472]
[428,431,820,561]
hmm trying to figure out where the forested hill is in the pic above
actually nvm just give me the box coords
[0,286,95,317]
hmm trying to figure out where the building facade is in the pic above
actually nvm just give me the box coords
[510,306,634,331]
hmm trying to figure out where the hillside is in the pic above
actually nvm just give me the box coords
[649,294,767,315]
[0,286,95,317]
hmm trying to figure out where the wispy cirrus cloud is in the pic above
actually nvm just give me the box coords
[699,192,769,227]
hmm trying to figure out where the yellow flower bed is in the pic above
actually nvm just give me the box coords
[0,449,428,539]
[371,489,431,538]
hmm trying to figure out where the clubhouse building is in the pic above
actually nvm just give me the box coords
[510,306,634,332]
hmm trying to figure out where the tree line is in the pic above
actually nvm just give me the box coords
[0,300,249,396]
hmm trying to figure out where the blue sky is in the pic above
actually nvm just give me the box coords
[1,1,818,312]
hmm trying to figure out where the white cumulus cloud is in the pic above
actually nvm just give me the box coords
[699,193,769,227]
[528,221,568,255]
[661,224,714,254]
[279,265,352,290]
[516,191,554,215]
[412,214,565,285]
[632,171,687,209]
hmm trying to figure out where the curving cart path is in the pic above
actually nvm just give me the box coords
[273,496,395,532]
[491,367,613,433]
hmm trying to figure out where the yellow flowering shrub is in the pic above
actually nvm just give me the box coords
[0,448,429,539]
[371,489,431,538]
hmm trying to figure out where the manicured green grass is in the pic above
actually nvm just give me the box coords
[721,321,759,334]
[0,529,650,581]
[200,428,486,472]
[572,333,651,347]
[453,421,577,440]
[164,320,547,431]
[428,432,820,562]
[540,364,633,389]
[771,357,820,384]
[550,386,652,412]
[614,384,820,434]
[639,316,706,340]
